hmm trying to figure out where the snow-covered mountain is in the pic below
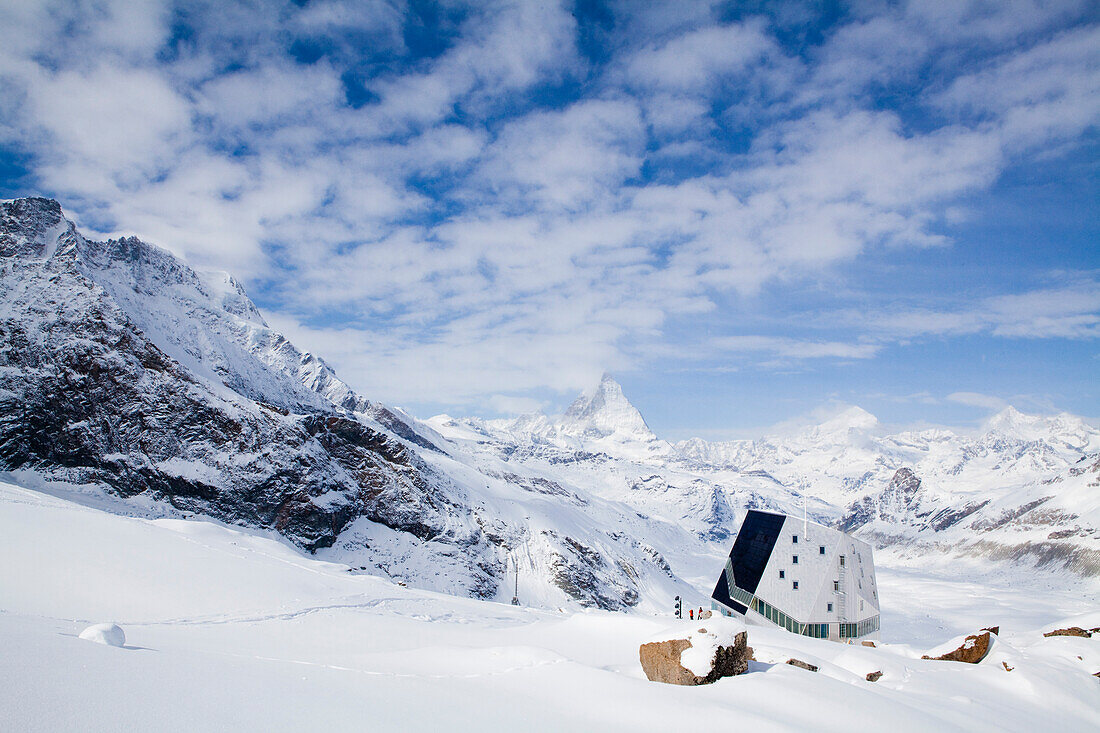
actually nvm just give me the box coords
[560,372,658,442]
[0,197,690,612]
[2,195,1096,625]
[437,384,1100,579]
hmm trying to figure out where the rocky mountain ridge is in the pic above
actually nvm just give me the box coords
[0,197,689,611]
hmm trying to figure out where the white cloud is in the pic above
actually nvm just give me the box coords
[472,98,645,212]
[946,391,1009,411]
[936,24,1100,153]
[858,278,1100,341]
[623,21,777,91]
[0,0,1096,414]
[487,394,547,415]
[713,336,881,360]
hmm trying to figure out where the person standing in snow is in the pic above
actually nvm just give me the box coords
[689,609,694,620]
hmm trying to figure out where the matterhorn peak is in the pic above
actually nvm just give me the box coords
[559,373,656,441]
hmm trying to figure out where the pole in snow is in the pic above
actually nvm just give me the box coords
[511,553,520,606]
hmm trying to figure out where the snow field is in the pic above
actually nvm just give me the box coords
[1,479,1097,732]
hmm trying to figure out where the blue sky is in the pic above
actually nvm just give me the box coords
[1,0,1097,439]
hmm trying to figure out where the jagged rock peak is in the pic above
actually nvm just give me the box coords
[1,197,72,258]
[888,467,921,496]
[561,373,656,440]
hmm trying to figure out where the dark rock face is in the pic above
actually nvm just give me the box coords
[837,467,923,532]
[544,530,640,610]
[922,632,991,664]
[0,198,470,555]
[866,670,883,682]
[639,631,749,685]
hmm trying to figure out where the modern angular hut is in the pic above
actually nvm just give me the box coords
[711,510,880,641]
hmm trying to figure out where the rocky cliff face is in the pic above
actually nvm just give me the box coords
[0,198,466,554]
[838,468,925,533]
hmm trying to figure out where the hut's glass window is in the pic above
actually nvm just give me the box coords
[793,581,799,590]
[792,555,799,564]
[819,546,825,555]
[827,602,833,612]
[779,570,785,579]
[792,534,798,543]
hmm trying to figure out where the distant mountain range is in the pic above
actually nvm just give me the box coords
[2,197,1097,617]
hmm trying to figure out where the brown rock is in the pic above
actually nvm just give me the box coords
[639,631,749,686]
[1002,662,1014,672]
[746,646,755,661]
[921,631,991,664]
[866,670,883,682]
[786,658,818,672]
[981,626,1000,636]
[1044,627,1091,638]
[861,641,876,648]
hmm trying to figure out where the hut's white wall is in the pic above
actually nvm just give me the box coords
[728,513,879,632]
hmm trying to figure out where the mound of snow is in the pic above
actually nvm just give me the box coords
[78,624,125,648]
[679,617,748,676]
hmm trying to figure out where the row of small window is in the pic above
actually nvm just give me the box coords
[750,596,800,634]
[790,535,829,556]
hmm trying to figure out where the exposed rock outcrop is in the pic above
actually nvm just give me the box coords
[837,467,923,533]
[1044,627,1091,638]
[866,670,883,682]
[922,631,991,664]
[639,621,749,685]
[786,658,818,672]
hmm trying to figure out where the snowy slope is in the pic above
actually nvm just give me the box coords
[2,477,1098,732]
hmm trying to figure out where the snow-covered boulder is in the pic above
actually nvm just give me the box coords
[639,617,749,685]
[922,631,992,664]
[79,623,126,647]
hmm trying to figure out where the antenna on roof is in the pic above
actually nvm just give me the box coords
[802,477,809,540]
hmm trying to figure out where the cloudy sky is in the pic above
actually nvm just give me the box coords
[1,0,1097,438]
